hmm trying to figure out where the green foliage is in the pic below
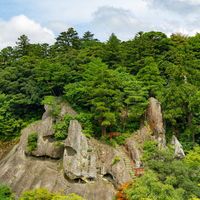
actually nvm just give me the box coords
[54,114,74,141]
[140,143,200,200]
[112,156,121,165]
[27,132,38,152]
[19,188,85,200]
[75,112,94,136]
[184,146,200,169]
[42,96,61,117]
[0,184,14,200]
[0,28,199,149]
[126,170,184,200]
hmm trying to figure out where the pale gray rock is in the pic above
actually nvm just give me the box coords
[171,135,185,159]
[0,98,169,200]
[60,102,77,117]
[125,138,141,168]
[63,120,96,180]
[0,117,116,200]
[125,97,167,166]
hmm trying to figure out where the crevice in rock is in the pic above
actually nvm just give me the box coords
[63,174,86,184]
[65,146,77,156]
[25,154,62,161]
[103,173,114,182]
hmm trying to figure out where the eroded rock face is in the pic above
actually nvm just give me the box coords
[63,120,96,180]
[63,120,132,185]
[146,97,166,148]
[171,135,185,159]
[0,102,133,200]
[125,97,166,167]
[0,97,168,200]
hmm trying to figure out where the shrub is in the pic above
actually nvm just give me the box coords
[42,96,61,117]
[0,184,14,200]
[54,114,74,141]
[112,156,121,165]
[75,112,94,136]
[19,188,85,200]
[125,170,184,200]
[27,132,38,152]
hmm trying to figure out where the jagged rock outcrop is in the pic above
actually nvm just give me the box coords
[0,101,133,200]
[63,120,96,180]
[146,97,166,148]
[171,135,185,159]
[63,120,132,185]
[0,97,170,199]
[125,97,166,167]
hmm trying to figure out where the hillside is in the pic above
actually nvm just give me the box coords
[0,30,199,200]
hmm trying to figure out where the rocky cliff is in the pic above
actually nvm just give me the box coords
[0,97,182,200]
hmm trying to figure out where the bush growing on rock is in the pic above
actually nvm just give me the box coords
[27,132,38,152]
[0,184,14,200]
[19,188,85,200]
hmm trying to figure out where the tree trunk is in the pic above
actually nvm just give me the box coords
[101,126,107,136]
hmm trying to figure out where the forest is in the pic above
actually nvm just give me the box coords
[0,28,200,200]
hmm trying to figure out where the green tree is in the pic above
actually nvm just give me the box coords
[55,28,81,50]
[16,34,30,56]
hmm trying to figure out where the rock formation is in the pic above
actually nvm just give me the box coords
[146,97,166,148]
[0,97,171,199]
[171,135,185,159]
[63,120,96,180]
[125,97,166,167]
[0,101,133,200]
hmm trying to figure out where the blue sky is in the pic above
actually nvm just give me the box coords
[1,0,200,49]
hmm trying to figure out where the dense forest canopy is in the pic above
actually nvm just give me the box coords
[0,28,199,150]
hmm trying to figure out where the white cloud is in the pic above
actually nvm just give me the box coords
[178,0,200,5]
[1,0,200,47]
[0,15,55,49]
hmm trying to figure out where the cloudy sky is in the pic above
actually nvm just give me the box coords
[0,0,200,49]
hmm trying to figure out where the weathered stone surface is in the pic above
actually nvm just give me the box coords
[27,101,77,159]
[60,102,77,117]
[63,120,96,180]
[63,120,132,185]
[38,117,54,137]
[89,139,132,186]
[31,135,64,159]
[171,135,185,159]
[125,97,167,166]
[0,119,116,200]
[0,98,169,200]
[146,98,165,134]
[146,97,166,148]
[125,138,141,168]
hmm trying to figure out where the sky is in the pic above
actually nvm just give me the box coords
[0,0,200,49]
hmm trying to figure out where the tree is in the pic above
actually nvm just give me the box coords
[103,33,122,68]
[16,34,30,56]
[55,28,81,50]
[125,170,184,200]
[0,184,14,200]
[137,57,165,97]
[82,31,97,42]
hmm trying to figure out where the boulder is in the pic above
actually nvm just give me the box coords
[171,135,185,159]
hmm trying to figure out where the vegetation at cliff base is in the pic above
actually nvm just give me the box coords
[0,186,85,200]
[125,143,200,200]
